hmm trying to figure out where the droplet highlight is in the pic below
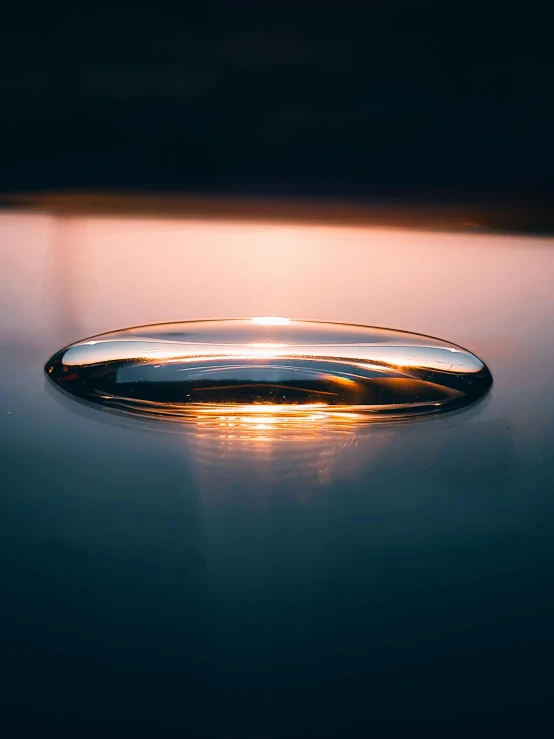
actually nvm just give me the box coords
[45,318,492,422]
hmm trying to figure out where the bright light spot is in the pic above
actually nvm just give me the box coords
[251,316,291,326]
[246,343,288,349]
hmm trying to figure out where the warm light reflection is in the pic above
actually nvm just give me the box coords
[180,401,396,493]
[245,343,288,348]
[63,340,483,375]
[188,405,362,490]
[251,316,291,326]
[183,406,386,456]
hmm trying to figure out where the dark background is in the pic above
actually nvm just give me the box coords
[1,2,552,201]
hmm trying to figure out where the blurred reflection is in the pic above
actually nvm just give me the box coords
[46,217,84,344]
[3,206,553,501]
[186,409,376,495]
[43,370,391,491]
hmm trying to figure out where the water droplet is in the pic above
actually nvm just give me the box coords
[45,318,492,422]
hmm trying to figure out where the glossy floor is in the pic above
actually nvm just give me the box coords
[2,211,554,736]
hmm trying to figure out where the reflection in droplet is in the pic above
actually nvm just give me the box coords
[44,318,492,422]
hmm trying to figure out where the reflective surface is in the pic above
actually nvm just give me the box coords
[3,211,554,737]
[45,318,492,421]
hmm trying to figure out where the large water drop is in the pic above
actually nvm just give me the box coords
[45,318,492,422]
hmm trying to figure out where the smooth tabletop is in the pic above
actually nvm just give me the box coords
[2,211,554,737]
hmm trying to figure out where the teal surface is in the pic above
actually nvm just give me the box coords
[2,214,554,736]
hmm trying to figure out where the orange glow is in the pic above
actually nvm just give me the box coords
[251,316,291,326]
